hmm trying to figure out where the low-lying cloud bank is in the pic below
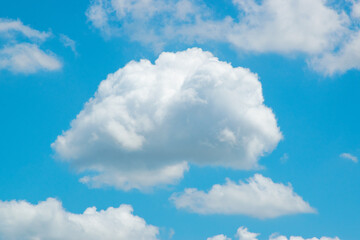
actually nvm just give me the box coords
[207,226,339,240]
[52,48,282,190]
[171,174,315,219]
[0,198,159,240]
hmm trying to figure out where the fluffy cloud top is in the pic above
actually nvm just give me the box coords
[207,227,339,240]
[86,0,360,75]
[0,18,61,74]
[170,174,315,218]
[52,48,282,190]
[0,198,159,240]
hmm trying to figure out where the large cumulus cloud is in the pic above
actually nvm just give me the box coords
[52,48,282,190]
[0,198,159,240]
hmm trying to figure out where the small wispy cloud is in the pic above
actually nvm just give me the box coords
[60,34,77,55]
[340,153,358,163]
[280,153,289,164]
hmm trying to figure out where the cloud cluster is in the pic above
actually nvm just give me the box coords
[0,198,159,240]
[52,48,282,190]
[171,174,315,218]
[0,18,62,74]
[86,0,360,75]
[207,227,339,240]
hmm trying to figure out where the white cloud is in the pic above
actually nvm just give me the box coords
[351,1,360,19]
[229,0,348,54]
[0,198,159,240]
[85,0,360,75]
[207,234,232,240]
[270,234,340,240]
[52,48,282,190]
[207,227,339,240]
[86,0,348,54]
[0,43,62,73]
[306,0,360,75]
[236,227,260,240]
[79,162,189,190]
[309,30,360,75]
[339,152,358,163]
[0,18,50,41]
[0,18,61,74]
[85,0,216,50]
[218,128,237,145]
[60,34,77,54]
[86,0,111,35]
[170,174,315,219]
[207,227,258,240]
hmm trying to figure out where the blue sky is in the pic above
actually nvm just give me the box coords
[0,0,359,240]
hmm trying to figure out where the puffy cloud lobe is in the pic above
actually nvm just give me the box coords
[170,174,315,219]
[309,31,360,75]
[229,0,348,54]
[307,0,360,75]
[52,48,282,190]
[0,198,159,240]
[236,227,260,240]
[79,162,189,190]
[207,227,339,240]
[0,18,61,74]
[351,1,360,19]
